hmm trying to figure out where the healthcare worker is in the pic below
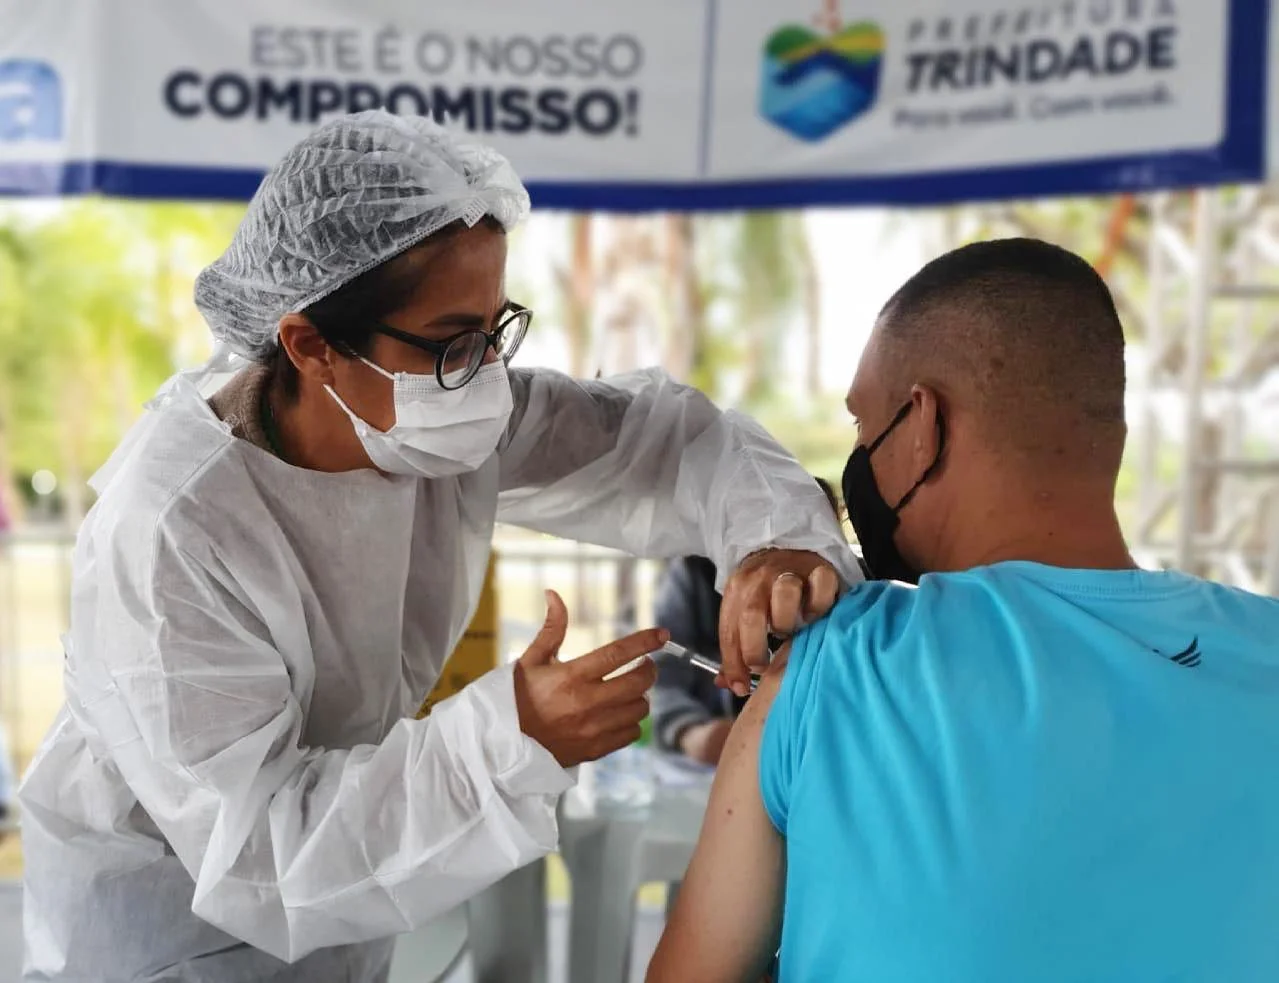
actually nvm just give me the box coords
[19,111,860,982]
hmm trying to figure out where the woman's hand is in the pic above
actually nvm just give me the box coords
[718,549,837,695]
[514,590,666,768]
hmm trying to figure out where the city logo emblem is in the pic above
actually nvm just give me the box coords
[760,1,884,142]
[0,60,62,142]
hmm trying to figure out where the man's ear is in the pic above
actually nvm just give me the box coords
[277,314,336,387]
[908,383,944,472]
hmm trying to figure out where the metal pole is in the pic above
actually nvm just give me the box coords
[1137,194,1167,546]
[1176,191,1217,573]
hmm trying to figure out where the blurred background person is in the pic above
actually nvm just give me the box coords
[652,478,842,766]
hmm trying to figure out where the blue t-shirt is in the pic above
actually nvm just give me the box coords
[760,563,1279,982]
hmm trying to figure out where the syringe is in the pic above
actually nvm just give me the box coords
[657,640,761,692]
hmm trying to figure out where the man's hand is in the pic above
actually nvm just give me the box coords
[718,549,838,696]
[514,590,666,768]
[679,719,733,766]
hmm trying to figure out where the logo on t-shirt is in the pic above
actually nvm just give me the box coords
[1160,636,1202,668]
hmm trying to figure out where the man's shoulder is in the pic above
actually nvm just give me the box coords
[795,570,1021,681]
[818,564,1126,637]
[766,575,1009,802]
[802,563,1279,681]
[819,577,933,644]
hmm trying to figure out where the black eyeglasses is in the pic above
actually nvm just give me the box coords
[370,303,532,390]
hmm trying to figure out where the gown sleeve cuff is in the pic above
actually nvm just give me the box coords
[444,663,577,799]
[718,537,865,593]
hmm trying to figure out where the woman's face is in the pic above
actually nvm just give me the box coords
[331,223,509,432]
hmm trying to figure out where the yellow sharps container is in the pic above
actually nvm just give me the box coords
[417,553,499,719]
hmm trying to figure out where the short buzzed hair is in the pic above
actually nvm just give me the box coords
[878,237,1126,461]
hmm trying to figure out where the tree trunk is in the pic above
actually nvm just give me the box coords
[0,387,19,526]
[566,216,594,379]
[595,218,659,636]
[742,312,770,406]
[798,220,822,397]
[662,216,698,382]
[558,215,597,616]
[111,349,135,437]
[1194,420,1222,581]
[59,370,89,524]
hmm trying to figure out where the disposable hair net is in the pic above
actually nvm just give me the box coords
[194,110,530,362]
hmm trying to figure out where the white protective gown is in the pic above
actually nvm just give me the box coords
[19,365,859,982]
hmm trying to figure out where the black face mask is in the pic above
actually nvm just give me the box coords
[841,401,946,584]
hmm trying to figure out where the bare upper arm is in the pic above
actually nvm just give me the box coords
[646,653,789,983]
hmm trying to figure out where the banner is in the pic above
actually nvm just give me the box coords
[0,0,1268,209]
[1271,0,1279,178]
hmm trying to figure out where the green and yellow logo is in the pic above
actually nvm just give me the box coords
[760,2,885,142]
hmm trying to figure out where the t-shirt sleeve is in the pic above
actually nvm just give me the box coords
[759,615,829,835]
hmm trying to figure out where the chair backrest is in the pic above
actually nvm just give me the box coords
[387,905,469,983]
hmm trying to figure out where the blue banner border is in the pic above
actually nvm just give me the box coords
[0,0,1267,210]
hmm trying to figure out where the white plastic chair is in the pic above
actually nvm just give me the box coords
[388,904,469,983]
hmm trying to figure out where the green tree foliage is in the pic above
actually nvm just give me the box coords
[1,195,1175,525]
[692,212,815,409]
[0,201,242,518]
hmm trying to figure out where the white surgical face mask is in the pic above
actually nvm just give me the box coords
[327,358,513,478]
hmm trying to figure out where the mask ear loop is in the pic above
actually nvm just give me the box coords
[358,355,397,381]
[866,402,914,455]
[892,413,947,513]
